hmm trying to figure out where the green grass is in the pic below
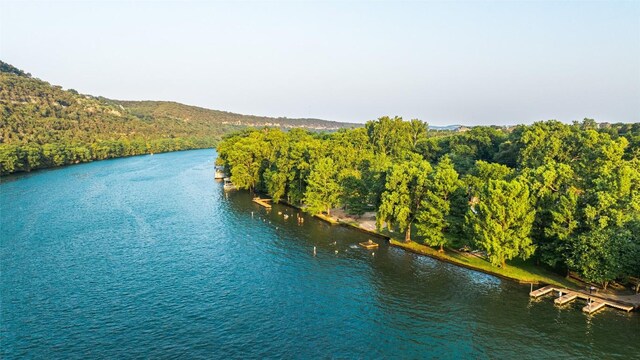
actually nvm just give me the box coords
[390,239,578,288]
[307,209,576,288]
[314,213,340,225]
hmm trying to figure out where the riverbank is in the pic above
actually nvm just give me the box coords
[389,240,575,288]
[309,207,577,288]
[269,199,635,294]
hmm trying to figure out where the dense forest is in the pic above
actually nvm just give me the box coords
[0,61,355,175]
[216,117,640,289]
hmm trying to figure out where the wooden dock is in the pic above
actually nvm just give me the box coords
[530,285,635,314]
[529,285,555,298]
[583,301,606,314]
[252,197,272,209]
[554,292,578,305]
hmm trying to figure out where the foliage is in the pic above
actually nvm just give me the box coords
[377,157,432,242]
[175,103,640,289]
[304,157,341,215]
[218,116,640,289]
[564,224,640,288]
[415,156,461,250]
[467,179,536,267]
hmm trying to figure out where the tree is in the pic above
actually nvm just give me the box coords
[221,133,267,190]
[464,160,514,203]
[304,157,341,216]
[565,226,639,289]
[408,119,428,150]
[377,158,432,242]
[416,156,460,251]
[365,116,413,159]
[521,161,578,268]
[468,179,536,267]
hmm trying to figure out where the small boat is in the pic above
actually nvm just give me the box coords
[223,177,236,191]
[214,166,226,180]
[359,239,379,249]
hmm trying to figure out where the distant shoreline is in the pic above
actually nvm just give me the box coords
[0,147,215,178]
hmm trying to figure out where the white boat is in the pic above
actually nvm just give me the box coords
[214,166,226,180]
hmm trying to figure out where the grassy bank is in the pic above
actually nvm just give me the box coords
[273,201,577,288]
[390,239,577,288]
[314,213,340,225]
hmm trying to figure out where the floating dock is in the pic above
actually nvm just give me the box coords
[359,240,379,249]
[529,285,555,298]
[530,285,635,314]
[583,301,606,314]
[554,292,578,305]
[252,197,272,209]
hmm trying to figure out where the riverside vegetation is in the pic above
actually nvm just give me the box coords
[216,117,640,290]
[0,61,354,175]
[2,60,639,291]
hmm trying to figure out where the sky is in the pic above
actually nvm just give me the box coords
[1,0,639,126]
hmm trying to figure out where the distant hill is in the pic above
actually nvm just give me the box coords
[0,60,462,175]
[430,124,463,131]
[0,61,360,175]
[111,100,360,131]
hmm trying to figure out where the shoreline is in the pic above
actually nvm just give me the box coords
[256,194,639,310]
[1,147,215,178]
[276,199,576,288]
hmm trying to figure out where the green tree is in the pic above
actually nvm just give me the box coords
[468,179,536,267]
[366,116,413,159]
[408,119,429,150]
[304,157,341,215]
[377,158,432,242]
[222,133,267,190]
[565,225,639,289]
[416,156,461,251]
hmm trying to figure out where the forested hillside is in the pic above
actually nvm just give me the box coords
[216,117,640,290]
[0,61,356,175]
[114,100,358,131]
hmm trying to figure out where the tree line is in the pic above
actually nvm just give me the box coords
[216,117,640,289]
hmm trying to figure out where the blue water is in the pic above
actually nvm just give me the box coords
[1,149,638,359]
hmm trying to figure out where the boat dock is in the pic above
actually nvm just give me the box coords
[530,285,555,298]
[554,292,578,305]
[583,301,606,314]
[530,285,635,313]
[252,197,272,209]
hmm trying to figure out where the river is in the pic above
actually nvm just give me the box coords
[1,149,638,359]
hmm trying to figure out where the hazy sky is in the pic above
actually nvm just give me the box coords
[1,1,639,125]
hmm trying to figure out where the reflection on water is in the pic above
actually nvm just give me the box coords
[1,149,638,359]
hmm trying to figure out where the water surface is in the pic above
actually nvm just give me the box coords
[1,150,638,359]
